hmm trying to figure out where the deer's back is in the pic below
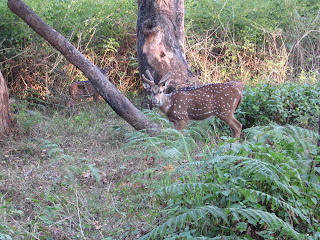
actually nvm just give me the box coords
[225,81,245,92]
[168,83,242,121]
[68,80,97,100]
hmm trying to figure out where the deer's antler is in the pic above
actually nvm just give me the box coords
[159,71,172,85]
[142,70,155,86]
[142,70,172,86]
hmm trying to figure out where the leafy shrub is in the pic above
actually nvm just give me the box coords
[123,124,320,239]
[1,0,137,47]
[238,81,320,128]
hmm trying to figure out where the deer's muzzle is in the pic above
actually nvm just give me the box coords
[152,98,160,107]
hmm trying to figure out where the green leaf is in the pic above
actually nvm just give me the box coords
[236,222,247,232]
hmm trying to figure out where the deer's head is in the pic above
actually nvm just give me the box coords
[142,70,172,107]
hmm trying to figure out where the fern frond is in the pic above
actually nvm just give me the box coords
[144,182,224,200]
[140,205,308,239]
[229,208,307,239]
[234,158,286,180]
[232,158,295,196]
[138,205,228,240]
[123,127,201,166]
[286,124,318,153]
[245,124,318,154]
[196,237,244,240]
[240,188,310,224]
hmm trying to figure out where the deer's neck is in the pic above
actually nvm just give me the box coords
[159,93,172,115]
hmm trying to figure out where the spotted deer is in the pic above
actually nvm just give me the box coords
[66,81,99,108]
[142,70,244,138]
[66,67,111,108]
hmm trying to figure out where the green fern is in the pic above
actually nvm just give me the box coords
[123,122,319,239]
[139,205,308,239]
[245,124,318,155]
[228,208,306,239]
[139,205,228,240]
[240,188,310,224]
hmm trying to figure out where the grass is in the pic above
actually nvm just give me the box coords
[0,101,144,239]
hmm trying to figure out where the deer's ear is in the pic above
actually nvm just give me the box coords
[143,82,151,91]
[163,79,171,89]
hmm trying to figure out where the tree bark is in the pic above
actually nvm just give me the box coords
[0,71,13,137]
[137,0,199,95]
[7,0,159,131]
[317,114,320,152]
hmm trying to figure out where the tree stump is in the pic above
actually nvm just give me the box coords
[0,71,13,137]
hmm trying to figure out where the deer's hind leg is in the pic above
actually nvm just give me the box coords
[219,115,242,139]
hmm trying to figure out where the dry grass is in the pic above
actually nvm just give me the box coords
[185,30,290,85]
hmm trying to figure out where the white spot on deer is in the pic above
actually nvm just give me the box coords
[233,97,238,107]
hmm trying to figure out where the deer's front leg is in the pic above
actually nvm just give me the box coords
[66,99,75,110]
[93,92,100,102]
[173,120,188,132]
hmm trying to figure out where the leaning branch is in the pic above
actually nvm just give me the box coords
[7,0,159,131]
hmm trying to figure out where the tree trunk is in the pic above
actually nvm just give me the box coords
[318,114,320,152]
[137,0,199,97]
[0,71,13,137]
[7,0,159,132]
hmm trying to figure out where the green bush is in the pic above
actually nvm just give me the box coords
[0,0,137,47]
[124,124,320,239]
[185,0,320,42]
[238,81,320,128]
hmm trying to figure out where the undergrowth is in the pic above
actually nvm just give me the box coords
[123,123,320,239]
[238,81,320,129]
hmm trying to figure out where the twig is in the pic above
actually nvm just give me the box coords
[75,187,85,238]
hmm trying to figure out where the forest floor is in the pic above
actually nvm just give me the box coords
[0,101,156,239]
